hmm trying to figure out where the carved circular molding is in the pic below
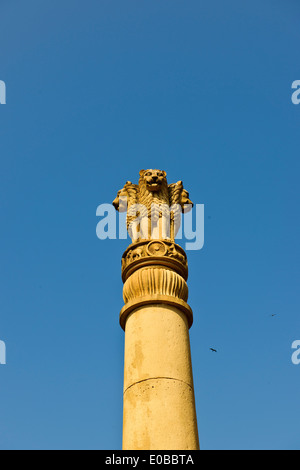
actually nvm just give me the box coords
[146,241,167,257]
[120,241,193,331]
[121,240,188,282]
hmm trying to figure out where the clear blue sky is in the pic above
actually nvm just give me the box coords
[0,0,299,450]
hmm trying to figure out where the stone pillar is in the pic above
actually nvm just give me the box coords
[113,169,200,450]
[120,240,200,450]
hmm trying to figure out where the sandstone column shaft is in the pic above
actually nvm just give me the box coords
[122,303,199,450]
[119,242,200,450]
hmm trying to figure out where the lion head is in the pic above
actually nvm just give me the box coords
[139,169,167,192]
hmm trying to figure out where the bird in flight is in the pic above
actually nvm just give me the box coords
[210,348,218,353]
[270,314,278,317]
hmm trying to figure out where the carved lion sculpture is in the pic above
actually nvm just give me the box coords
[113,169,193,242]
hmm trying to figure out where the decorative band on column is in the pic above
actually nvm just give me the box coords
[123,266,189,303]
[120,264,193,330]
[121,240,188,282]
[119,294,193,331]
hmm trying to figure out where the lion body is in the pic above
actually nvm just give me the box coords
[113,169,193,242]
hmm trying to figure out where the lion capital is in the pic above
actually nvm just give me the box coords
[113,169,193,242]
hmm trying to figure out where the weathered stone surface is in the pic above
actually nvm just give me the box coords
[123,378,199,450]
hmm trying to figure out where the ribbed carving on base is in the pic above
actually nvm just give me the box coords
[123,267,188,304]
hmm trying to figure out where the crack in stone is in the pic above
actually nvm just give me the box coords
[123,376,193,395]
